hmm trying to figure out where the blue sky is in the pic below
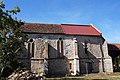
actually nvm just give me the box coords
[3,0,120,43]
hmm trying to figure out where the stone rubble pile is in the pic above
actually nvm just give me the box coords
[8,68,44,80]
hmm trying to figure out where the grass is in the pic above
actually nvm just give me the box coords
[45,73,120,80]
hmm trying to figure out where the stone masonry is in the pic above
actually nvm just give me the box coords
[20,34,113,76]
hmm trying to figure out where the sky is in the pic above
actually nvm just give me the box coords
[2,0,120,43]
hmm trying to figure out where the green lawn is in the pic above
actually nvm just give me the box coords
[46,73,120,80]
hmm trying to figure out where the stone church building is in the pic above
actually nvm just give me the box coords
[19,23,113,76]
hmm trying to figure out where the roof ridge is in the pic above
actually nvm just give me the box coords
[61,24,90,26]
[25,22,60,25]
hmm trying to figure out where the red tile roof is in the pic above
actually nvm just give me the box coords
[108,44,120,51]
[61,24,101,36]
[21,23,102,36]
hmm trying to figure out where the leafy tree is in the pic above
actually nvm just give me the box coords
[0,1,26,77]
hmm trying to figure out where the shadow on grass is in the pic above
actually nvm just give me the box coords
[64,78,108,80]
[46,78,108,80]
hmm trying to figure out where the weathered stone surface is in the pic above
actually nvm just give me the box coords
[104,58,113,72]
[19,34,113,76]
[48,59,68,76]
[31,59,44,74]
[64,39,74,59]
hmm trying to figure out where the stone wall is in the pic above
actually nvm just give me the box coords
[31,59,44,74]
[48,59,68,76]
[20,38,48,75]
[20,34,113,76]
[102,41,113,72]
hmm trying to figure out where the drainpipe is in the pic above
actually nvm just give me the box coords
[99,38,105,72]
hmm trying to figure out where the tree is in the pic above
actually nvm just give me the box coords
[0,1,26,77]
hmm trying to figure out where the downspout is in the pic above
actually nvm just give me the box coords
[99,36,105,72]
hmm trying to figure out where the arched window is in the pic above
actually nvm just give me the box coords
[69,63,72,69]
[28,43,31,57]
[57,38,64,57]
[31,42,34,57]
[28,39,34,58]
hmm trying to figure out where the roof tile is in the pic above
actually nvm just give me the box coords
[108,44,120,51]
[21,23,63,34]
[61,24,101,36]
[21,23,101,36]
